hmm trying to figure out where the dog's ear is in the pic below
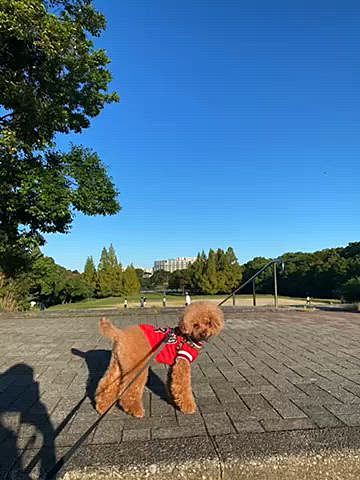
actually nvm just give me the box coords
[208,304,224,333]
[178,310,190,335]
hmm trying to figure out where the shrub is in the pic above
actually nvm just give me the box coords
[0,274,27,311]
[341,277,360,302]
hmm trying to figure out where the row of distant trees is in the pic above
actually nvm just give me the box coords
[1,242,360,311]
[154,247,243,294]
[133,247,242,295]
[241,242,360,301]
[136,243,360,302]
[83,245,140,298]
[0,244,141,310]
[0,249,92,310]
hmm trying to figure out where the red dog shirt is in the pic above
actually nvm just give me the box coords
[140,325,203,365]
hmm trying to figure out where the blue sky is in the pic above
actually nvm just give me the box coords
[44,0,360,271]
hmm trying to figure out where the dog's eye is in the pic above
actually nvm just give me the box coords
[193,323,199,328]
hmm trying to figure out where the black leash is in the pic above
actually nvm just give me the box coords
[43,331,171,479]
[21,395,87,477]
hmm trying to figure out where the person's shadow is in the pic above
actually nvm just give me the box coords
[71,348,171,406]
[0,363,56,479]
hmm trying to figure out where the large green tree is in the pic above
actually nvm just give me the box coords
[168,269,192,291]
[27,250,92,306]
[200,249,219,294]
[122,265,141,296]
[341,277,360,302]
[107,244,123,295]
[189,251,207,293]
[97,247,112,297]
[149,269,171,290]
[215,247,242,292]
[83,256,97,293]
[97,245,122,297]
[0,0,120,275]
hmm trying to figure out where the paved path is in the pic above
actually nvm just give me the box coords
[2,307,360,478]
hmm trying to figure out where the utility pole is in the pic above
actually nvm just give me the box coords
[252,280,256,306]
[273,261,278,308]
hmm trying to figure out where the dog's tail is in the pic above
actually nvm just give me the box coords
[99,317,119,341]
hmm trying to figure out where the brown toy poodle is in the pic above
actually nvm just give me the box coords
[95,301,224,417]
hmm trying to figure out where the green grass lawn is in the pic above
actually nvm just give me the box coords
[47,293,339,311]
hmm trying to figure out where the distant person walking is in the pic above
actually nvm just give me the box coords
[185,292,191,306]
[124,298,128,308]
[140,296,144,308]
[143,297,147,307]
[162,296,166,307]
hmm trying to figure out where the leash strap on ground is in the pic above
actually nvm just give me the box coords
[44,331,172,480]
[7,395,88,480]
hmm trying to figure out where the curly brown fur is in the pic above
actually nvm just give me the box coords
[178,301,224,342]
[169,302,224,413]
[95,302,224,417]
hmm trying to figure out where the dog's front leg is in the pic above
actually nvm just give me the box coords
[169,359,196,414]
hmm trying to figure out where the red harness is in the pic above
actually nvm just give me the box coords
[140,325,203,366]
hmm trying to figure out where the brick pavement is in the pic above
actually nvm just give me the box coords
[1,307,360,478]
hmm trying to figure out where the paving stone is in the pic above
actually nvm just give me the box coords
[297,404,329,416]
[176,411,204,426]
[233,419,265,433]
[152,425,207,439]
[122,428,151,441]
[263,393,308,419]
[92,420,123,444]
[238,393,271,411]
[336,414,360,426]
[310,413,344,428]
[4,307,360,454]
[325,403,360,415]
[261,417,315,432]
[202,413,234,435]
[150,398,176,417]
[123,416,178,430]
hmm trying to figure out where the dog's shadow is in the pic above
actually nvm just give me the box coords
[71,348,170,406]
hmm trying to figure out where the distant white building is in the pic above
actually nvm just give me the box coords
[153,257,196,273]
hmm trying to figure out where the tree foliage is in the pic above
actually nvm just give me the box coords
[186,247,243,294]
[97,245,122,297]
[0,249,93,310]
[341,277,360,302]
[29,252,92,305]
[241,242,360,299]
[83,256,97,292]
[0,0,120,275]
[148,269,171,291]
[122,265,141,296]
[168,269,192,291]
[84,245,140,299]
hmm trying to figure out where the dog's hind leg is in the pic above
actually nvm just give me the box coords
[119,365,149,418]
[169,359,196,414]
[95,349,121,414]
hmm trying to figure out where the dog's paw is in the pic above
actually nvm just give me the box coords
[123,406,145,418]
[130,405,145,418]
[95,397,110,415]
[180,400,197,414]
